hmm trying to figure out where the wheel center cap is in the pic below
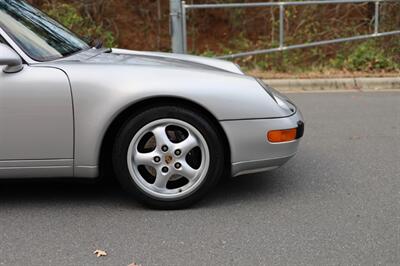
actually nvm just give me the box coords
[165,154,174,165]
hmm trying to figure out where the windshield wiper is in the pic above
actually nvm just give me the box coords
[93,39,103,49]
[91,39,111,53]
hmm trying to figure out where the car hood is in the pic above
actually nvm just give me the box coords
[35,48,296,121]
[57,48,244,75]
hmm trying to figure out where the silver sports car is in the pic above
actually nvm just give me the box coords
[0,0,304,208]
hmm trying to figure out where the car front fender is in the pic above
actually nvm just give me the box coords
[40,63,290,177]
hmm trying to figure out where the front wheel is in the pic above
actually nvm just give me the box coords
[112,105,225,209]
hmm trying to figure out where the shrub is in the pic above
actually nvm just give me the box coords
[343,41,398,71]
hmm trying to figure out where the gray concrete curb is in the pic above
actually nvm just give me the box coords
[263,77,400,92]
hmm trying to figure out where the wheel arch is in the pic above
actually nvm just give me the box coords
[98,96,232,178]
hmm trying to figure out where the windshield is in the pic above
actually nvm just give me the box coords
[0,0,89,61]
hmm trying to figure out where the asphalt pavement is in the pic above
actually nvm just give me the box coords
[0,91,399,266]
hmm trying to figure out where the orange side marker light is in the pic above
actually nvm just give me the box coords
[267,128,297,143]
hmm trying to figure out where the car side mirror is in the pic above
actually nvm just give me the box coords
[0,43,23,73]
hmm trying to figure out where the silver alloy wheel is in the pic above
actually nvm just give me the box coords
[127,119,210,200]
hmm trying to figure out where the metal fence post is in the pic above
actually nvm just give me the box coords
[279,3,285,49]
[170,0,185,53]
[374,1,380,35]
[182,1,188,53]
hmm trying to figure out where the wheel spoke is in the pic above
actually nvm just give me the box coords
[152,126,173,148]
[153,170,172,189]
[178,161,199,180]
[133,150,157,167]
[176,133,199,155]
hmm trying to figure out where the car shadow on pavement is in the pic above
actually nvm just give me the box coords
[0,177,143,209]
[0,173,292,210]
[0,152,313,211]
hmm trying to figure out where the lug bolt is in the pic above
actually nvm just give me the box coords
[162,167,169,173]
[154,156,161,163]
[174,149,182,156]
[161,145,169,152]
[174,162,182,169]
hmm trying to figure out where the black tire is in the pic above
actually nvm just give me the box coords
[112,105,225,209]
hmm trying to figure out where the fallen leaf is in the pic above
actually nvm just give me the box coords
[128,257,141,266]
[94,249,107,257]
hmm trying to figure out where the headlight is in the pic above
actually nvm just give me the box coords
[256,78,296,114]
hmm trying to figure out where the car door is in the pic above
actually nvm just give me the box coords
[0,45,74,178]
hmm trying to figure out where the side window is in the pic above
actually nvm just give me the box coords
[0,35,5,44]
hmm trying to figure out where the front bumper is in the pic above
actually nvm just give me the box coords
[221,110,304,177]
